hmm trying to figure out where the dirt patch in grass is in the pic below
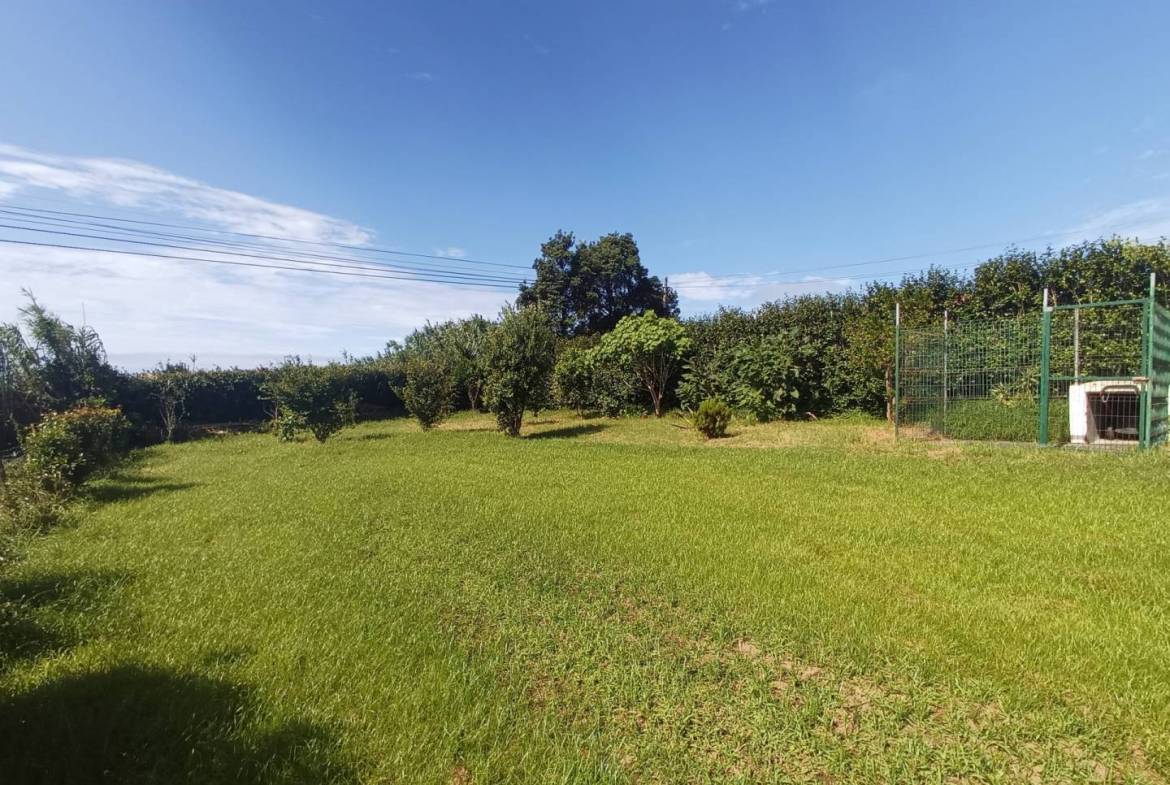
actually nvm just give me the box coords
[445,567,1164,783]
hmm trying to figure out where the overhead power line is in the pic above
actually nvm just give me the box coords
[0,222,526,285]
[0,237,520,289]
[2,203,533,270]
[0,207,527,279]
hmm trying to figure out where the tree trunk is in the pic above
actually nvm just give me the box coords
[650,386,662,417]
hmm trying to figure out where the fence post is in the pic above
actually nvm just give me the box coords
[1142,273,1156,448]
[942,309,949,433]
[1038,289,1052,446]
[893,303,901,440]
[1073,306,1080,382]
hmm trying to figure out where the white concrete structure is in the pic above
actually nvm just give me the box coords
[1068,379,1144,445]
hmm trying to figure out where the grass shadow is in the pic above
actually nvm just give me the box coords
[525,423,609,440]
[0,665,357,784]
[0,568,131,673]
[83,478,199,505]
[355,432,395,442]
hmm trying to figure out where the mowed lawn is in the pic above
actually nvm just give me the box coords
[2,413,1169,784]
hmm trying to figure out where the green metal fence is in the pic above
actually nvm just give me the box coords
[895,274,1170,448]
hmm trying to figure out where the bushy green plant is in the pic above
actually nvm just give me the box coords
[595,312,690,417]
[553,345,639,416]
[401,355,455,429]
[484,306,557,436]
[0,460,69,538]
[20,405,131,492]
[692,398,732,439]
[724,335,801,422]
[261,360,354,443]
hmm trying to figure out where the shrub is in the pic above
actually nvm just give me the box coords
[692,398,732,439]
[401,355,455,429]
[1,461,69,538]
[484,306,557,436]
[261,360,355,443]
[724,335,801,422]
[20,405,131,492]
[595,312,691,417]
[553,345,639,416]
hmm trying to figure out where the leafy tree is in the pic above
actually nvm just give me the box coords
[517,231,678,336]
[260,359,355,443]
[0,292,121,448]
[552,343,638,417]
[440,315,491,411]
[483,306,557,436]
[596,312,691,417]
[400,354,455,429]
[143,361,197,442]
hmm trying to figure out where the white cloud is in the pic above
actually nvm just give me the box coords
[0,143,371,243]
[434,246,467,259]
[671,271,850,308]
[407,71,434,82]
[0,144,511,368]
[1069,198,1170,244]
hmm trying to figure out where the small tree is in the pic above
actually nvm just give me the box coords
[401,354,455,429]
[483,306,557,436]
[596,312,691,417]
[146,361,196,442]
[261,359,352,443]
[442,316,491,411]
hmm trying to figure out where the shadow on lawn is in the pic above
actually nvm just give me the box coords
[526,423,608,440]
[0,568,130,674]
[84,478,200,505]
[0,665,357,784]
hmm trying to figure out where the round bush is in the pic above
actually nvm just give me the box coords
[692,398,732,439]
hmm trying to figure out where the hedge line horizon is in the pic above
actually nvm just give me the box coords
[4,231,1170,446]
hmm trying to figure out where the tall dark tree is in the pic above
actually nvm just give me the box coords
[517,231,678,336]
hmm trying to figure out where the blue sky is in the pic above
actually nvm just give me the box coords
[2,0,1170,367]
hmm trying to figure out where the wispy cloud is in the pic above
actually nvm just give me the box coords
[670,271,850,307]
[407,71,434,82]
[735,0,771,10]
[1068,198,1170,243]
[433,246,467,259]
[0,143,371,243]
[0,144,511,367]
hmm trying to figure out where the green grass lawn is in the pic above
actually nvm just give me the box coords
[2,412,1169,783]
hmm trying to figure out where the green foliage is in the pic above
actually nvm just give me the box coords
[483,306,557,436]
[517,231,678,336]
[596,312,691,417]
[724,335,801,421]
[401,354,455,429]
[0,291,122,449]
[260,360,356,443]
[692,397,732,438]
[20,405,131,492]
[141,361,196,442]
[552,344,639,416]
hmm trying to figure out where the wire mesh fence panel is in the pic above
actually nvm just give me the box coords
[897,289,1170,446]
[1047,301,1147,445]
[1150,303,1170,446]
[898,316,1043,441]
